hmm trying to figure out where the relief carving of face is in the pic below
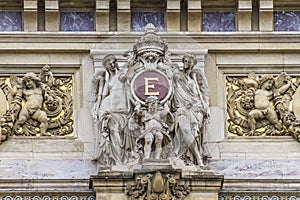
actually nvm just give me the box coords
[262,79,274,90]
[106,58,118,73]
[24,78,35,89]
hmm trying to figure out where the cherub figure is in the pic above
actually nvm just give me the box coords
[14,72,48,136]
[248,74,282,135]
[136,96,173,160]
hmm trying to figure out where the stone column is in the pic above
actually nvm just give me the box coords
[166,0,180,32]
[238,0,252,31]
[259,0,274,31]
[117,0,131,32]
[96,0,109,32]
[24,0,37,31]
[187,0,202,32]
[45,0,59,31]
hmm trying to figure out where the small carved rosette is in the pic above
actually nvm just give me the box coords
[227,72,300,141]
[0,65,73,143]
[126,171,189,200]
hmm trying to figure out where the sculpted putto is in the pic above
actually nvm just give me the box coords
[90,24,211,169]
[227,71,300,141]
[0,66,73,143]
[13,73,48,136]
[136,96,173,160]
[248,75,282,135]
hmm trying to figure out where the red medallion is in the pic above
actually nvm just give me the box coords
[132,70,170,103]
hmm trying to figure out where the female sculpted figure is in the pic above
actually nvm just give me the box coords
[172,53,210,167]
[90,54,128,166]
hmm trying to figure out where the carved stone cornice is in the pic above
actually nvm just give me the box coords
[2,33,300,53]
[90,170,224,200]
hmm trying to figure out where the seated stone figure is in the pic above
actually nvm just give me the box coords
[136,96,172,160]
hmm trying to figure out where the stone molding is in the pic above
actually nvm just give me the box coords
[2,33,300,53]
[2,194,95,200]
[0,179,95,200]
[90,170,224,200]
[219,179,300,200]
[219,193,300,200]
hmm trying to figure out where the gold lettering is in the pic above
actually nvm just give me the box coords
[144,78,159,96]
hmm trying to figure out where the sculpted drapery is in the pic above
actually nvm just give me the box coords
[172,53,210,166]
[90,54,129,166]
[90,24,210,168]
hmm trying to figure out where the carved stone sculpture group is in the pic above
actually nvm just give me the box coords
[89,24,210,168]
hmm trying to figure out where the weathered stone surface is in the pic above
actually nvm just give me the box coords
[209,160,300,179]
[0,159,96,179]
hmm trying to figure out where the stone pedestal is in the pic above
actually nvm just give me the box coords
[90,166,224,200]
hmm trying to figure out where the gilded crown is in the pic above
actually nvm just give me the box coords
[133,23,168,56]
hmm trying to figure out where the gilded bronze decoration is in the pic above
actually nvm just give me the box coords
[0,65,73,143]
[227,72,300,141]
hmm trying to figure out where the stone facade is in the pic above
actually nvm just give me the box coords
[0,0,300,200]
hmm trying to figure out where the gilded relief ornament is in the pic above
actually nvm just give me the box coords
[89,24,210,169]
[227,72,300,141]
[0,65,73,143]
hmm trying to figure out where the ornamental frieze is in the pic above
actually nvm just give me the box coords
[227,72,300,141]
[0,65,73,143]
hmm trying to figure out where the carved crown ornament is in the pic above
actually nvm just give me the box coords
[227,72,300,141]
[89,23,210,170]
[0,65,73,143]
